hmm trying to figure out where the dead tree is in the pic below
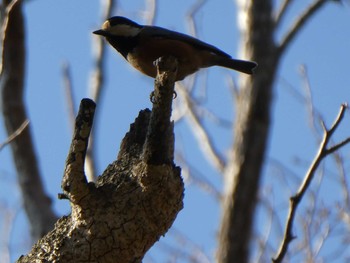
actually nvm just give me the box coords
[16,57,184,263]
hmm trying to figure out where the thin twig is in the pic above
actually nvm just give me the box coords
[171,228,212,263]
[273,104,350,262]
[313,221,330,258]
[255,190,275,263]
[197,105,232,128]
[275,0,294,27]
[0,204,19,263]
[177,84,225,173]
[304,166,324,260]
[185,0,208,94]
[61,62,76,131]
[279,75,325,137]
[299,65,324,138]
[151,227,212,263]
[85,0,115,181]
[89,0,115,102]
[0,119,29,151]
[186,0,207,37]
[0,0,21,75]
[225,74,239,102]
[278,0,332,56]
[279,76,309,105]
[325,137,350,155]
[333,152,350,208]
[143,0,157,25]
[176,151,222,200]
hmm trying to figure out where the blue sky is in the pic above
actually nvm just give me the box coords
[1,0,350,262]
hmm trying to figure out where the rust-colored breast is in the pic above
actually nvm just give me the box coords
[127,37,210,80]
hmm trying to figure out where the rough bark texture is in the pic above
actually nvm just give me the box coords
[17,57,184,263]
[217,1,277,262]
[0,0,57,241]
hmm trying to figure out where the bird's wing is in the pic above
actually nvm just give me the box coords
[141,26,231,58]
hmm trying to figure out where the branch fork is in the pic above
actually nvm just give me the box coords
[273,103,350,263]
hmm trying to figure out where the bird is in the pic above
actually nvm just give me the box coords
[93,16,257,81]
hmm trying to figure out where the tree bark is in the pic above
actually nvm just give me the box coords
[17,57,184,263]
[217,1,334,262]
[217,1,277,262]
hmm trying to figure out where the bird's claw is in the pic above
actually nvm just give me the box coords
[149,90,177,103]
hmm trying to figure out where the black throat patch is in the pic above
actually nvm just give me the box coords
[106,35,140,59]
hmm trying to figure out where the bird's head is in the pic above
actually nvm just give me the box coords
[93,16,143,38]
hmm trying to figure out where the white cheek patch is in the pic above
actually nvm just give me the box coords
[109,24,141,37]
[101,21,111,30]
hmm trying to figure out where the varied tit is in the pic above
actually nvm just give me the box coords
[93,16,257,81]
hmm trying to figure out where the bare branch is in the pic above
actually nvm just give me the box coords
[182,0,208,94]
[299,65,325,138]
[171,228,212,263]
[327,103,348,137]
[225,74,239,102]
[186,0,207,37]
[279,76,310,106]
[61,62,76,131]
[177,84,225,173]
[275,0,294,27]
[254,191,275,263]
[142,0,157,25]
[196,105,232,128]
[278,0,332,56]
[152,229,212,263]
[89,0,115,102]
[0,204,19,263]
[86,0,116,181]
[0,0,57,240]
[0,0,20,75]
[325,137,350,155]
[176,151,222,200]
[333,152,350,208]
[273,104,350,262]
[0,119,29,151]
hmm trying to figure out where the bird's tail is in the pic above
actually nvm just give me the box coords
[213,57,258,75]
